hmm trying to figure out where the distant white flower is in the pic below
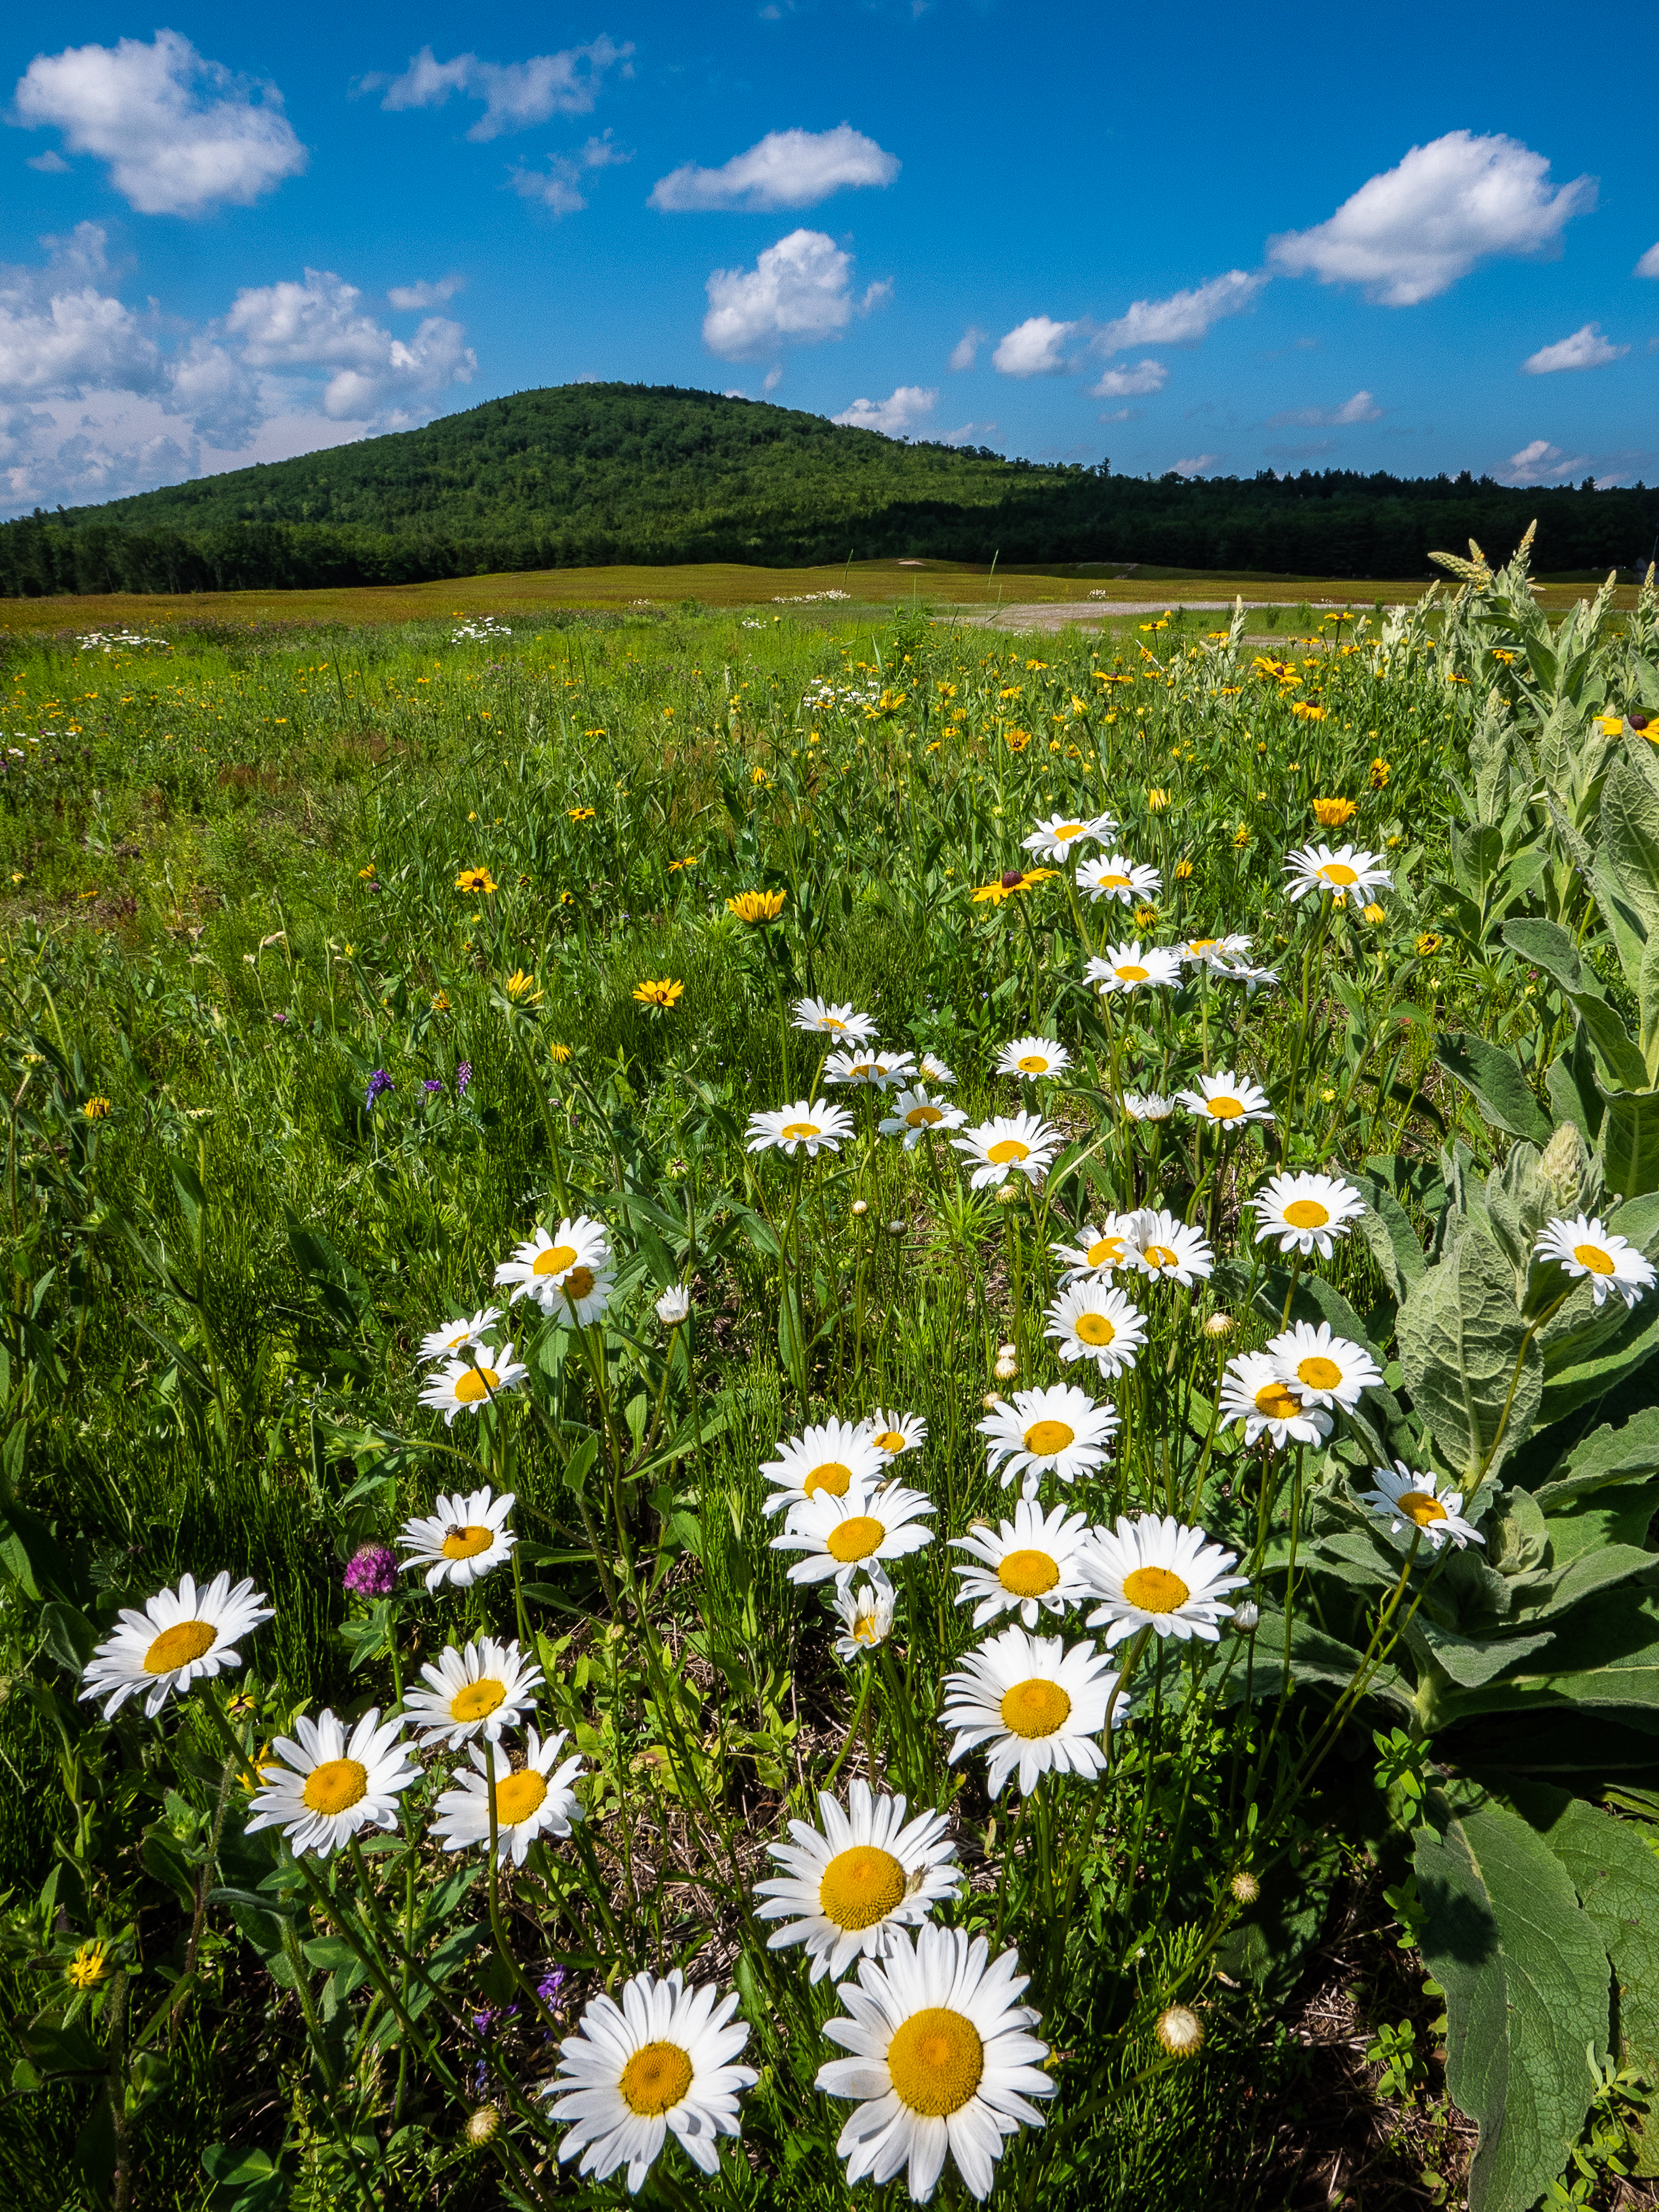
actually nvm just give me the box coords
[1533,1214,1657,1309]
[1252,1172,1366,1258]
[823,1048,890,1087]
[431,1727,586,1866]
[80,1571,272,1720]
[979,1383,1119,1493]
[1267,1321,1381,1413]
[761,1416,887,1519]
[1120,1208,1214,1288]
[1218,1353,1332,1449]
[1043,1282,1147,1379]
[397,1485,516,1592]
[951,1500,1093,1629]
[1177,1068,1274,1129]
[878,1086,967,1147]
[1086,941,1184,995]
[655,1284,693,1327]
[1212,956,1281,992]
[1080,1514,1246,1645]
[1357,1461,1486,1551]
[246,1707,417,1859]
[402,1634,544,1750]
[794,997,878,1042]
[1077,853,1161,905]
[1051,1216,1131,1284]
[996,1035,1071,1080]
[1122,1092,1176,1122]
[941,1624,1122,1797]
[832,1567,897,1660]
[1179,933,1252,967]
[869,1050,919,1091]
[1284,842,1393,902]
[745,1099,855,1157]
[495,1217,613,1325]
[918,1052,957,1086]
[953,1111,1061,1189]
[1023,810,1116,863]
[417,1306,503,1366]
[756,1780,961,1982]
[417,1342,529,1425]
[861,1408,927,1459]
[771,1481,935,1589]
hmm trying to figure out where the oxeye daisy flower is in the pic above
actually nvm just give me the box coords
[1121,1092,1176,1122]
[761,1417,887,1519]
[1357,1462,1486,1551]
[953,1111,1061,1189]
[879,1086,967,1148]
[1080,1514,1246,1645]
[401,1634,544,1750]
[771,1482,935,1589]
[1212,956,1281,992]
[918,1053,957,1086]
[940,1625,1121,1797]
[995,1036,1071,1081]
[397,1485,516,1592]
[823,1048,890,1088]
[1177,1068,1274,1130]
[861,1408,928,1459]
[1051,1218,1131,1284]
[1284,842,1393,901]
[1119,1208,1214,1287]
[793,997,878,1042]
[1533,1214,1656,1309]
[417,1343,528,1424]
[951,1500,1093,1629]
[544,1968,756,2194]
[495,1216,613,1324]
[1085,941,1184,994]
[417,1307,504,1366]
[1252,1171,1365,1258]
[245,1708,417,1858]
[745,1099,854,1157]
[756,1780,961,1982]
[1023,810,1117,863]
[1043,1282,1147,1379]
[832,1568,897,1660]
[979,1383,1119,1494]
[815,1923,1055,2203]
[1077,853,1161,905]
[870,1050,919,1090]
[430,1728,586,1866]
[80,1571,272,1719]
[1180,933,1252,967]
[1218,1353,1332,1448]
[1267,1321,1382,1412]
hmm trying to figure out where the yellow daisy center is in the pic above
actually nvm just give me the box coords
[818,1844,905,1930]
[1016,1052,1049,1073]
[1023,1418,1075,1456]
[1317,861,1359,886]
[533,1242,579,1276]
[853,1612,884,1644]
[1118,961,1154,984]
[1296,1355,1343,1392]
[1101,872,1131,888]
[302,1758,368,1815]
[998,1549,1060,1597]
[987,1137,1031,1164]
[1282,1198,1330,1229]
[441,1523,495,1559]
[848,1063,878,1079]
[1086,1235,1124,1268]
[1122,1565,1191,1613]
[804,1460,853,1498]
[1074,1312,1117,1346]
[452,1368,500,1404]
[618,2042,693,2117]
[1054,821,1085,838]
[144,1620,216,1675]
[871,1429,907,1454]
[1143,1244,1180,1270]
[905,1105,944,1127]
[495,1769,548,1825]
[999,1677,1072,1738]
[1572,1242,1615,1275]
[1206,1095,1244,1120]
[886,2007,985,2117]
[1396,1490,1448,1527]
[821,1016,846,1030]
[826,1515,884,1563]
[1253,1380,1302,1421]
[781,1120,822,1140]
[450,1679,506,1723]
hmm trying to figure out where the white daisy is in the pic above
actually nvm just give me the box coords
[979,1384,1119,1493]
[823,1048,890,1088]
[745,1099,855,1158]
[396,1485,517,1592]
[1085,941,1185,995]
[417,1306,503,1366]
[1357,1461,1487,1552]
[879,1086,968,1148]
[1179,933,1252,968]
[1042,1282,1147,1380]
[1051,1217,1132,1284]
[1176,1068,1274,1129]
[495,1217,613,1325]
[941,1625,1121,1798]
[245,1707,417,1858]
[952,1111,1061,1189]
[1533,1214,1657,1310]
[761,1417,888,1519]
[1121,1092,1176,1122]
[1267,1321,1382,1413]
[544,1969,756,2194]
[861,1408,928,1459]
[756,1779,961,1982]
[1212,956,1281,992]
[918,1053,958,1086]
[417,1341,529,1424]
[1077,852,1162,905]
[816,1923,1055,2203]
[951,1500,1093,1629]
[871,1050,920,1091]
[1120,1207,1214,1288]
[832,1568,897,1660]
[794,997,878,1042]
[1023,810,1116,863]
[80,1571,272,1720]
[1080,1513,1247,1645]
[430,1727,586,1866]
[1218,1352,1332,1448]
[401,1634,544,1750]
[995,1035,1071,1081]
[771,1481,936,1588]
[1284,842,1393,902]
[1251,1171,1366,1258]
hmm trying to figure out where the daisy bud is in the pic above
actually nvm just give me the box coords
[982,1391,1004,1410]
[1203,1312,1235,1338]
[998,1342,1018,1359]
[996,1183,1022,1206]
[1232,1599,1260,1633]
[465,2104,501,2146]
[1153,2005,1204,2057]
[994,1352,1019,1382]
[1231,1869,1261,1904]
[655,1284,691,1328]
[851,1200,869,1216]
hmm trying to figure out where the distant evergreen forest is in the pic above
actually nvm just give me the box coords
[3,382,1656,597]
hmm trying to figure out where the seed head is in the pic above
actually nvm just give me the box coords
[1231,1869,1261,1904]
[1153,2005,1204,2057]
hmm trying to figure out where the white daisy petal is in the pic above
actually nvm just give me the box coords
[878,1086,968,1149]
[1356,1460,1487,1552]
[430,1726,586,1866]
[416,1341,529,1425]
[1265,1320,1382,1412]
[1119,1208,1214,1288]
[1080,1513,1247,1646]
[1250,1171,1366,1258]
[245,1705,417,1858]
[761,1417,888,1519]
[940,1624,1123,1798]
[995,1035,1072,1082]
[1042,1282,1147,1379]
[401,1633,544,1749]
[1076,852,1162,906]
[1022,810,1116,863]
[1533,1213,1656,1310]
[978,1383,1119,1496]
[1284,841,1393,902]
[770,1481,935,1589]
[494,1216,613,1326]
[951,1499,1094,1629]
[1218,1352,1332,1449]
[1084,940,1184,995]
[793,997,878,1042]
[745,1098,856,1156]
[1175,1067,1274,1130]
[396,1484,516,1593]
[79,1571,273,1721]
[416,1305,503,1366]
[951,1111,1061,1190]
[755,1778,961,1981]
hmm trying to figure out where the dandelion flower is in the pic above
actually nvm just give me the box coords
[756,1780,961,1982]
[1080,1514,1246,1645]
[1177,1068,1274,1130]
[953,1111,1061,1190]
[1357,1461,1486,1551]
[941,1625,1121,1797]
[862,1408,928,1459]
[1251,1171,1365,1258]
[761,1417,888,1519]
[745,1099,854,1158]
[1077,853,1161,905]
[794,998,878,1042]
[1267,1321,1381,1413]
[80,1571,272,1720]
[979,1384,1119,1494]
[832,1567,897,1660]
[417,1307,504,1366]
[397,1485,517,1592]
[1086,941,1184,995]
[1533,1214,1657,1309]
[1043,1282,1147,1380]
[951,1500,1093,1629]
[771,1481,936,1588]
[417,1343,529,1424]
[431,1727,586,1866]
[246,1708,417,1858]
[1218,1353,1332,1449]
[544,1968,756,2193]
[1311,797,1357,828]
[1023,811,1116,863]
[1119,1208,1214,1288]
[879,1086,967,1147]
[402,1634,544,1750]
[815,1923,1055,2203]
[995,1036,1071,1080]
[1284,842,1393,901]
[495,1217,613,1324]
[1051,1218,1131,1284]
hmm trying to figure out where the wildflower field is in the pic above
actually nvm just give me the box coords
[2,541,1659,2212]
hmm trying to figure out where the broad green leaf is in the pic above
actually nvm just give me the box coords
[1397,1227,1542,1484]
[1600,745,1659,938]
[1510,1544,1658,1621]
[1497,1594,1659,1719]
[1542,1480,1659,1565]
[1405,1615,1558,1691]
[1535,1406,1659,1510]
[1435,1032,1551,1143]
[1353,1181,1426,1299]
[1599,1086,1659,1201]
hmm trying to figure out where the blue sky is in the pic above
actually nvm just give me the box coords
[3,0,1657,520]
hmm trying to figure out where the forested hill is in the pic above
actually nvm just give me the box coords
[3,382,1655,596]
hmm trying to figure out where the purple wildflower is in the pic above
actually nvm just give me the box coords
[422,1078,443,1093]
[365,1069,394,1109]
[342,1542,398,1598]
[537,1969,567,2019]
[455,1061,472,1095]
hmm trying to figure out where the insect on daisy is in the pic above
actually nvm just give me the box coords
[832,1566,897,1659]
[755,1779,962,1982]
[1085,941,1184,995]
[417,1306,504,1366]
[1080,1513,1247,1645]
[430,1728,587,1866]
[1177,1068,1274,1130]
[745,1099,855,1158]
[1267,1321,1382,1413]
[1252,1171,1366,1258]
[1023,810,1117,863]
[495,1216,613,1324]
[417,1342,529,1424]
[544,1968,756,2194]
[1043,1282,1147,1380]
[1218,1352,1332,1449]
[793,996,878,1042]
[953,1111,1061,1190]
[771,1481,936,1588]
[941,1624,1122,1797]
[1284,842,1393,902]
[951,1499,1093,1628]
[878,1086,968,1148]
[1077,853,1162,905]
[995,1035,1071,1081]
[1119,1208,1214,1288]
[1533,1214,1657,1309]
[401,1634,544,1750]
[245,1708,417,1858]
[80,1571,273,1720]
[760,1416,888,1519]
[816,1923,1055,2203]
[1357,1462,1486,1551]
[397,1485,517,1592]
[1051,1217,1131,1284]
[979,1383,1120,1494]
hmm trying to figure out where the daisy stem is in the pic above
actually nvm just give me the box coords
[819,1659,876,1797]
[479,1743,562,2036]
[1278,1252,1305,1331]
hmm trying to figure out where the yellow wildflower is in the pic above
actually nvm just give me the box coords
[634,978,684,1009]
[502,969,543,1005]
[1312,797,1357,828]
[726,890,787,924]
[455,867,497,895]
[1147,788,1170,811]
[66,1940,108,1990]
[1416,933,1443,957]
[971,867,1058,905]
[1370,758,1391,790]
[83,1097,112,1121]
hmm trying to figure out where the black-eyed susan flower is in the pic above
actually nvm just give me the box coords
[455,866,497,895]
[633,977,684,1010]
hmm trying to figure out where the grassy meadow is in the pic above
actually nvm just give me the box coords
[2,564,1658,2212]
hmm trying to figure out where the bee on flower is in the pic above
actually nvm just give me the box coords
[396,1485,517,1591]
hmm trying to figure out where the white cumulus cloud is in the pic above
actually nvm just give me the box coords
[650,125,898,211]
[14,30,306,217]
[387,276,464,311]
[1638,243,1659,279]
[1096,271,1265,352]
[1090,358,1167,398]
[379,39,631,141]
[1500,438,1588,486]
[1174,454,1221,476]
[0,226,163,402]
[510,132,632,214]
[991,316,1080,376]
[1269,130,1595,306]
[1267,389,1382,426]
[1522,323,1628,374]
[832,384,937,436]
[948,325,987,372]
[224,270,476,420]
[702,229,886,360]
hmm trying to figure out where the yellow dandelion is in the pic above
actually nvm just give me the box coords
[1311,797,1356,828]
[549,1042,572,1063]
[83,1096,112,1121]
[1147,788,1170,811]
[1363,902,1387,924]
[634,978,685,1009]
[358,863,377,880]
[66,1939,108,1990]
[1174,859,1193,880]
